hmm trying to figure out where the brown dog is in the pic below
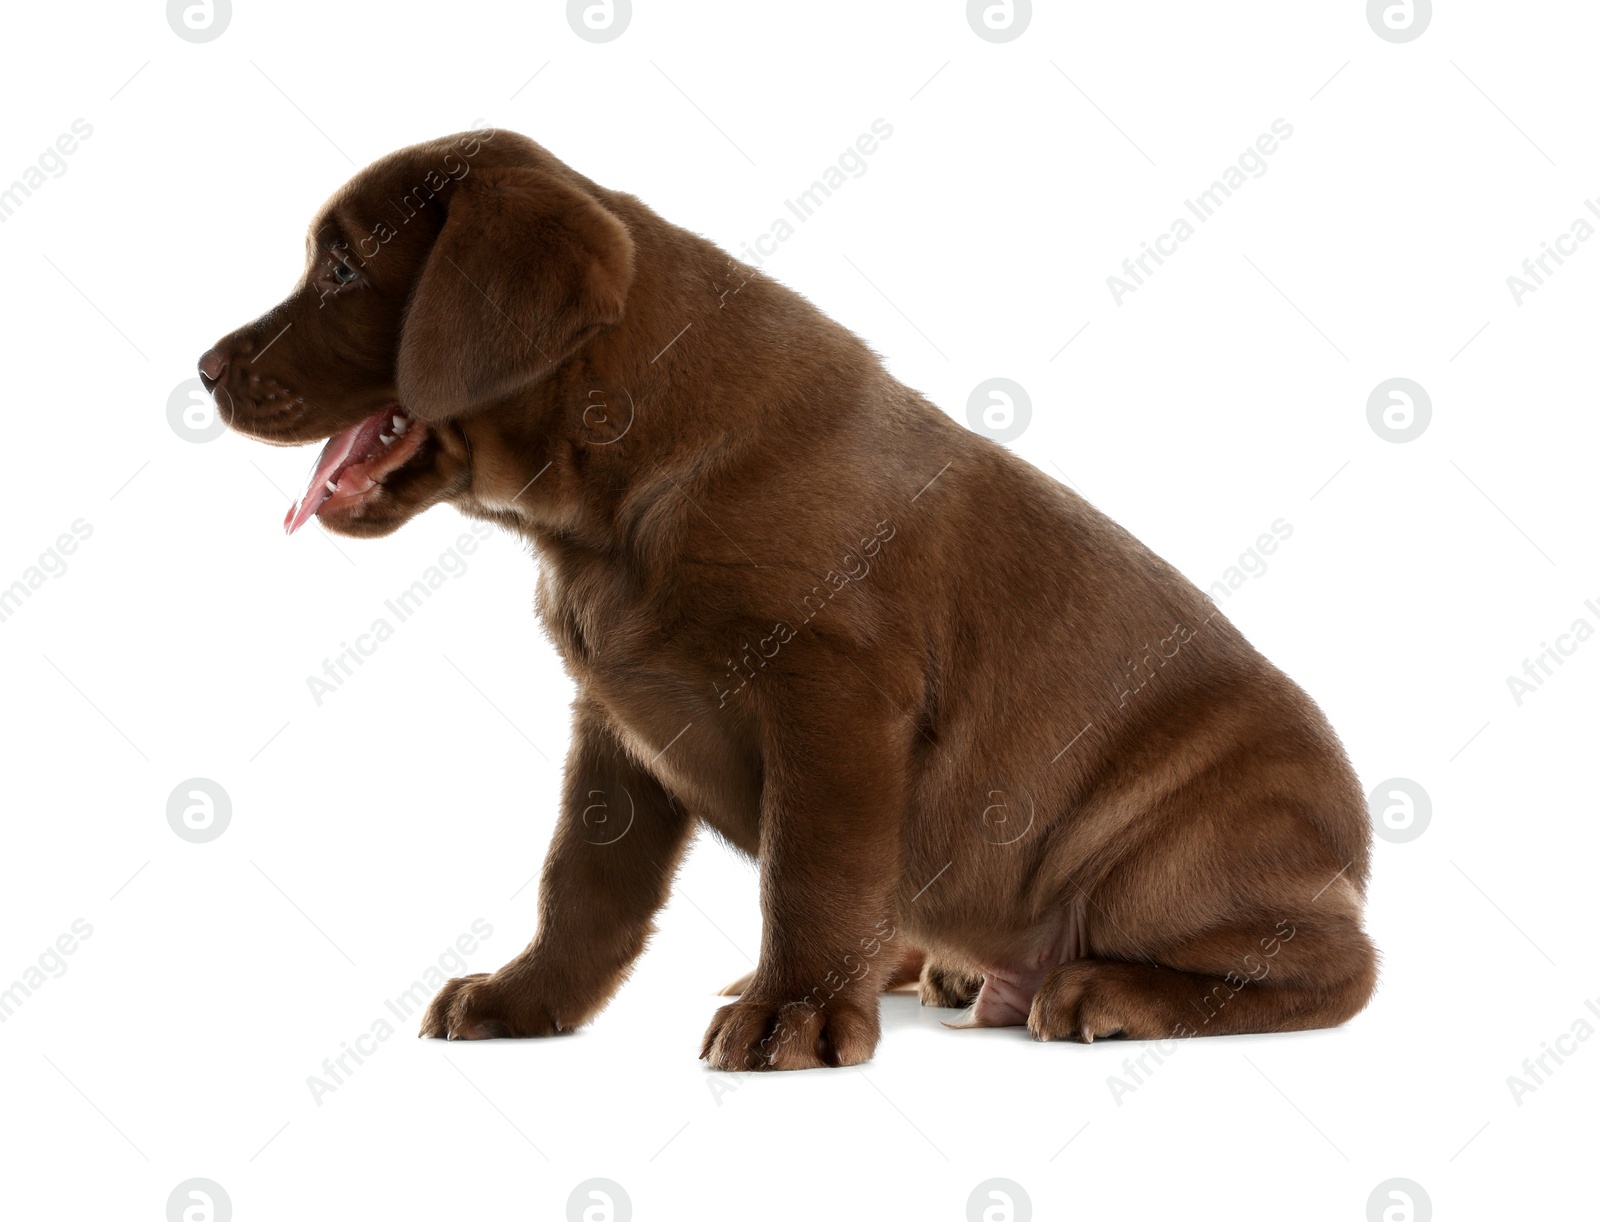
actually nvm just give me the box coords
[200,128,1377,1070]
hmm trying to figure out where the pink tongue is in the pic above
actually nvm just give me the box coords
[282,408,395,535]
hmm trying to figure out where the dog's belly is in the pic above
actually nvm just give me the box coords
[949,899,1091,1027]
[970,967,1048,1027]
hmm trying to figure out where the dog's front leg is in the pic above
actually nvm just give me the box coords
[420,700,693,1039]
[700,694,905,1071]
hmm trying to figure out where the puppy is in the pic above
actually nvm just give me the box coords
[201,128,1377,1070]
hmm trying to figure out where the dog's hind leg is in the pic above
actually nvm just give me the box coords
[1027,909,1377,1042]
[918,957,984,1008]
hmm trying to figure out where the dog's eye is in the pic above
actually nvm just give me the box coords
[332,263,358,285]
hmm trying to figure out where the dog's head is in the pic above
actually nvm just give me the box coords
[198,129,635,537]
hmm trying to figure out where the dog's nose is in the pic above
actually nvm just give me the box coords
[197,346,227,390]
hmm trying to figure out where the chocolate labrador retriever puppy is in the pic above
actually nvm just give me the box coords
[200,128,1377,1069]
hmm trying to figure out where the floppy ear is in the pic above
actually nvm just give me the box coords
[396,166,635,420]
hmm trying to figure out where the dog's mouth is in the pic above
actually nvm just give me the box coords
[283,404,430,534]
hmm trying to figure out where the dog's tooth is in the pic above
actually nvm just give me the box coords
[379,434,394,445]
[325,480,338,493]
[392,415,408,434]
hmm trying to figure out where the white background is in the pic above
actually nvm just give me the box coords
[1,1,1594,1219]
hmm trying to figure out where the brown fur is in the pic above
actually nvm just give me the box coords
[200,128,1378,1070]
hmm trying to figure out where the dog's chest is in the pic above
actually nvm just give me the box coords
[535,551,701,684]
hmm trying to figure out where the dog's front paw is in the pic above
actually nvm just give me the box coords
[700,997,878,1071]
[419,972,564,1040]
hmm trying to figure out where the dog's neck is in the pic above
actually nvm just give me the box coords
[453,218,794,561]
